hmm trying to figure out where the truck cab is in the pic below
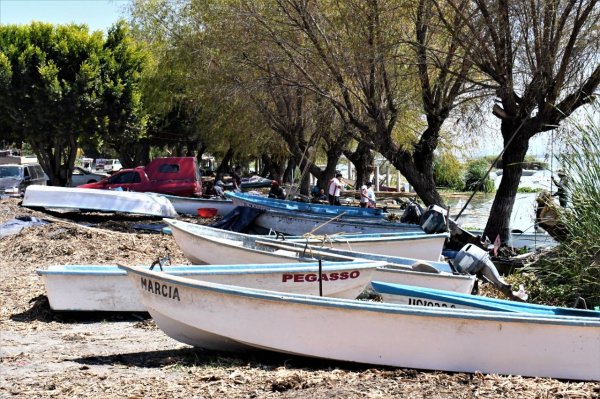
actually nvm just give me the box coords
[78,157,202,197]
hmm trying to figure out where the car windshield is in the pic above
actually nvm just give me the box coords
[0,166,21,178]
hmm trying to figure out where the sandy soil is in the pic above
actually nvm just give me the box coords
[0,197,598,398]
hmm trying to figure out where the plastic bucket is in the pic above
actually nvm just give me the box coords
[197,208,218,218]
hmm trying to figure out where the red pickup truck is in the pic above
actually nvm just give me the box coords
[79,157,202,197]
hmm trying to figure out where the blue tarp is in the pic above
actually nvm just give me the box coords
[210,206,264,233]
[0,215,49,238]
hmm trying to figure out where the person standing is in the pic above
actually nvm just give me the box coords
[366,181,376,208]
[359,183,369,208]
[328,173,344,205]
[552,170,569,207]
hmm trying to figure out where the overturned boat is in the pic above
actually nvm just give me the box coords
[23,185,178,218]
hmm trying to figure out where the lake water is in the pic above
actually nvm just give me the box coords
[442,170,556,231]
[444,192,539,231]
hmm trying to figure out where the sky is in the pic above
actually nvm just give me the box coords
[0,0,127,32]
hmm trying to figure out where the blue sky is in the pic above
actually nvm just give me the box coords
[0,0,127,32]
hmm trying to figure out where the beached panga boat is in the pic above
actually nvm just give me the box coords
[226,192,386,218]
[36,261,381,312]
[121,267,600,381]
[164,219,476,294]
[371,282,600,317]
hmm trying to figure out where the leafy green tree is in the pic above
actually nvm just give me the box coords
[97,21,149,168]
[433,152,464,190]
[464,159,495,193]
[0,23,104,185]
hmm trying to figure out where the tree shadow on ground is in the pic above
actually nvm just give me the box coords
[10,294,150,324]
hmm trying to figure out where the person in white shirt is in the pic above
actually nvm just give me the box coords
[366,181,376,208]
[359,183,369,208]
[327,173,344,205]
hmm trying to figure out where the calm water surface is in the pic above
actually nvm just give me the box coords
[443,193,539,231]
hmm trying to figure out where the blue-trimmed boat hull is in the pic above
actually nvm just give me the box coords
[227,192,386,218]
[372,282,600,317]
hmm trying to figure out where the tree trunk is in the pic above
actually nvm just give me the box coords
[483,121,530,243]
[283,158,295,184]
[344,141,374,188]
[379,144,444,206]
[215,147,235,179]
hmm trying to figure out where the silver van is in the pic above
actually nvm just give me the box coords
[0,163,48,197]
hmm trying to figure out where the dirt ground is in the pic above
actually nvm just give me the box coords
[0,197,598,398]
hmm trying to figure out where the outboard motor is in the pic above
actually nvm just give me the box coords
[453,244,528,301]
[400,201,423,225]
[419,204,448,234]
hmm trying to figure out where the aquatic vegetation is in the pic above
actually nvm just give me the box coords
[464,159,495,193]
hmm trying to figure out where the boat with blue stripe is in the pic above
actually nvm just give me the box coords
[371,281,600,317]
[226,192,386,218]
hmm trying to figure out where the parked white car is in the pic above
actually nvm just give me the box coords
[102,159,122,173]
[69,167,109,187]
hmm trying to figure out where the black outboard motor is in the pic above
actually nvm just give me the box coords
[453,244,528,301]
[400,201,423,224]
[419,204,448,234]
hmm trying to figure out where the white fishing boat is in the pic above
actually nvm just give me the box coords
[121,267,600,381]
[37,261,380,312]
[275,231,448,262]
[252,207,423,236]
[257,240,476,294]
[158,194,235,216]
[23,185,178,217]
[166,219,475,294]
[163,218,356,264]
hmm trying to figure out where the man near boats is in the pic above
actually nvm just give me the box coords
[552,170,569,207]
[268,180,286,200]
[232,166,242,192]
[359,181,376,208]
[366,181,376,208]
[213,180,225,198]
[359,183,369,207]
[328,173,344,205]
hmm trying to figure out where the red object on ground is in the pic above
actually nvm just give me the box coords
[197,208,218,218]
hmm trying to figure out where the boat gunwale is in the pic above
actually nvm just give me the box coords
[36,261,383,276]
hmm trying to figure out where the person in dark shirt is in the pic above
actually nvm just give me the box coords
[232,166,242,192]
[552,170,569,207]
[268,180,286,199]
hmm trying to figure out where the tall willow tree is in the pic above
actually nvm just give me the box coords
[129,0,274,167]
[436,0,600,242]
[236,0,476,205]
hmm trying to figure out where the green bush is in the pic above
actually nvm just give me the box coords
[464,159,495,193]
[433,152,464,190]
